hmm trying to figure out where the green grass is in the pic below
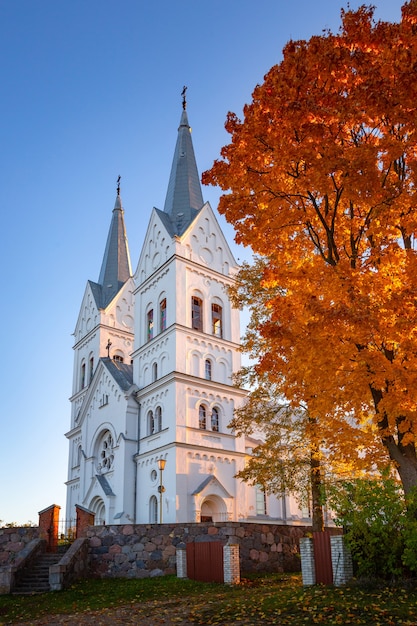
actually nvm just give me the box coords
[1,574,417,625]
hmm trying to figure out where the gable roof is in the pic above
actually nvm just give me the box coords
[71,358,135,431]
[101,358,133,391]
[192,475,232,499]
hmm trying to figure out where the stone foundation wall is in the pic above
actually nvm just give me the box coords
[1,522,342,584]
[87,522,313,578]
[0,527,41,567]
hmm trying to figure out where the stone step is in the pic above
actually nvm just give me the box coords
[13,549,69,594]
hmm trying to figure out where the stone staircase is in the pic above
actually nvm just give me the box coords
[13,549,67,594]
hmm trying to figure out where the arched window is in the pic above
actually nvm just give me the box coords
[152,362,158,382]
[199,404,207,429]
[205,359,212,380]
[148,410,154,435]
[89,357,94,383]
[191,296,203,331]
[211,304,223,338]
[159,298,167,332]
[211,407,219,432]
[149,495,158,523]
[80,362,86,390]
[155,406,162,432]
[113,354,124,363]
[147,309,154,341]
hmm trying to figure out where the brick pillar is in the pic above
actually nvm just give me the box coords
[176,543,187,578]
[300,537,316,586]
[38,504,61,553]
[223,542,240,585]
[76,505,95,538]
[331,535,353,586]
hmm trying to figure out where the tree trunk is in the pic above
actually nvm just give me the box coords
[370,384,417,497]
[310,447,324,532]
[383,436,417,497]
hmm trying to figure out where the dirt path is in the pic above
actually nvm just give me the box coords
[9,597,200,626]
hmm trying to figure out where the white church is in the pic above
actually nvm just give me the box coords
[65,98,305,526]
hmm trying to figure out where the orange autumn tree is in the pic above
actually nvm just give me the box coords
[203,2,417,496]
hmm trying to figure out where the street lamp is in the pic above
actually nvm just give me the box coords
[157,458,166,523]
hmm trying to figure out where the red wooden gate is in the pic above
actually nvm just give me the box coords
[313,531,333,585]
[186,541,224,583]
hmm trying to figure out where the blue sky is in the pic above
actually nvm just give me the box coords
[1,0,404,525]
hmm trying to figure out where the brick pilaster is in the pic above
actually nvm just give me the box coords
[223,542,240,585]
[300,537,316,585]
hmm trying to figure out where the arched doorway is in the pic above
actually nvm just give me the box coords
[200,495,227,522]
[90,496,106,525]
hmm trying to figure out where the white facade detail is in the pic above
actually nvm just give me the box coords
[65,105,306,526]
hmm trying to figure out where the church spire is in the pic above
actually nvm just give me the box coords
[98,177,132,307]
[163,88,204,235]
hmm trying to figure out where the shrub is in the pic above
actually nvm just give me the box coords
[327,475,417,580]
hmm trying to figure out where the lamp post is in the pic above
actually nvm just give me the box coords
[157,458,166,524]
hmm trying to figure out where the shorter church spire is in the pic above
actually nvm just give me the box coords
[98,178,132,307]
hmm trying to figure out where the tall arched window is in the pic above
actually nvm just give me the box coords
[89,357,94,383]
[211,407,219,432]
[155,406,162,432]
[77,444,83,466]
[80,362,86,390]
[147,410,154,435]
[205,359,212,380]
[159,298,167,332]
[191,296,203,331]
[211,304,223,338]
[147,309,154,341]
[149,495,158,523]
[152,362,158,382]
[199,404,207,429]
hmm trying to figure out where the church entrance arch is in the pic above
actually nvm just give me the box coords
[90,496,106,525]
[200,495,227,523]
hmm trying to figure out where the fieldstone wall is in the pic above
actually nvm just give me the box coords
[0,527,41,567]
[86,522,314,578]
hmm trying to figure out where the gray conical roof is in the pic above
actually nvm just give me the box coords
[163,108,204,235]
[97,193,132,307]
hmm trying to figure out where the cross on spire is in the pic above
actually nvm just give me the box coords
[181,85,187,110]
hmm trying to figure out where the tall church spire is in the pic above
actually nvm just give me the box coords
[163,88,204,235]
[98,178,132,307]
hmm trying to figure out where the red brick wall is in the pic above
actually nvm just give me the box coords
[38,505,60,552]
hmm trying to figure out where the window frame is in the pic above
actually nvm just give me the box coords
[211,407,219,432]
[211,303,223,338]
[256,485,267,516]
[147,308,154,341]
[199,404,207,429]
[191,296,203,332]
[155,406,162,432]
[159,298,167,333]
[205,359,212,380]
